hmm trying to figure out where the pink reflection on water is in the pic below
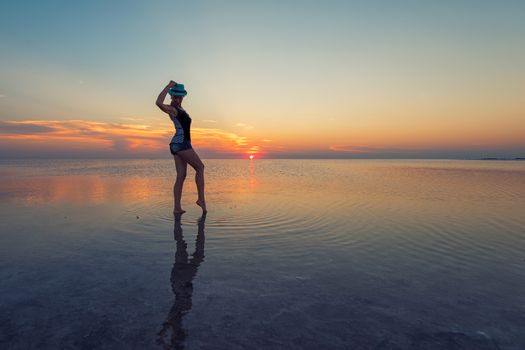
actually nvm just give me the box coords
[0,176,166,206]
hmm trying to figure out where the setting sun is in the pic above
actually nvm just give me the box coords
[249,155,254,160]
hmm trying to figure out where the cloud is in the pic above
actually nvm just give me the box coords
[192,128,249,153]
[0,120,255,158]
[110,137,133,152]
[0,120,170,156]
[119,116,145,122]
[329,144,380,153]
[235,123,254,130]
[3,120,521,159]
[328,144,451,157]
[203,119,217,123]
[0,121,59,134]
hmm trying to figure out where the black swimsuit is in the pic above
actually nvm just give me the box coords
[169,107,192,155]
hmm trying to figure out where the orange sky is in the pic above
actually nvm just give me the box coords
[1,117,524,159]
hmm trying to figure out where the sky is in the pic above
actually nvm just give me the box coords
[1,0,524,159]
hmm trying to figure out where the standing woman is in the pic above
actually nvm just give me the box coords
[156,80,206,214]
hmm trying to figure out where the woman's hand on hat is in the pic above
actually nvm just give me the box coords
[168,80,177,87]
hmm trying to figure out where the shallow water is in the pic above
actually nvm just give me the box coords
[1,159,524,349]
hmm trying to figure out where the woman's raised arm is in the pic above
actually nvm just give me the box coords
[156,81,177,115]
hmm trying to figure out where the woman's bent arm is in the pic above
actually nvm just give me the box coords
[156,81,177,115]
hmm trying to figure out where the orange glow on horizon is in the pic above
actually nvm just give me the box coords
[1,118,524,158]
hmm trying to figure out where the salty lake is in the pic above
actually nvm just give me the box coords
[1,159,524,349]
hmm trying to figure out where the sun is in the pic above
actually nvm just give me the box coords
[249,155,254,160]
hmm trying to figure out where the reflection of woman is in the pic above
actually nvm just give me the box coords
[157,213,206,349]
[156,80,207,214]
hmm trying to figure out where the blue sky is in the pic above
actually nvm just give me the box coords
[1,0,524,158]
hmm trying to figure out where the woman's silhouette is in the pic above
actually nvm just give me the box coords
[156,81,207,214]
[157,213,206,349]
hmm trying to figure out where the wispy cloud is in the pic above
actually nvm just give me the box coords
[0,121,58,134]
[0,120,169,155]
[235,123,254,130]
[328,144,443,156]
[0,120,255,158]
[203,119,217,123]
[329,144,380,153]
[192,128,249,154]
[119,116,146,122]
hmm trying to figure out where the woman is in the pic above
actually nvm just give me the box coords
[156,80,206,214]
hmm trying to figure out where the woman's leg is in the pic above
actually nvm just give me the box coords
[173,154,188,214]
[177,148,206,212]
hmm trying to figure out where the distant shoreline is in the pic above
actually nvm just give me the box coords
[479,158,525,161]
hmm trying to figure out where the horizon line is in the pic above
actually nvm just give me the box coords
[1,156,524,161]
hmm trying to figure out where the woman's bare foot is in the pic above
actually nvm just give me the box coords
[196,200,207,213]
[173,208,186,215]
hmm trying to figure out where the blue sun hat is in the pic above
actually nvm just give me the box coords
[168,84,188,96]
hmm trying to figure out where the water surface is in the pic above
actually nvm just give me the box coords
[1,159,524,349]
